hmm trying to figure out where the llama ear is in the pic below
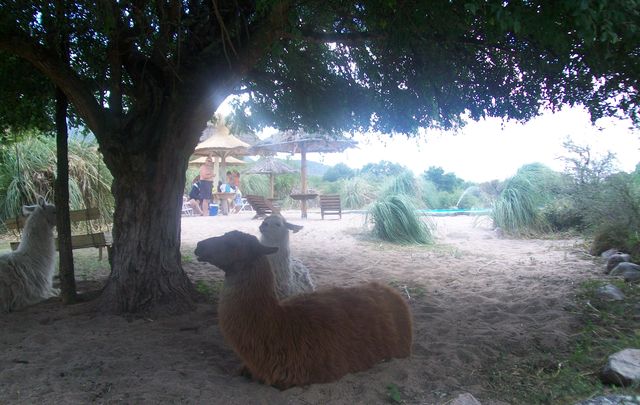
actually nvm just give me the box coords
[286,222,303,233]
[37,195,46,207]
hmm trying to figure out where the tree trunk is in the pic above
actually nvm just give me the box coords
[51,0,76,304]
[96,121,199,315]
[54,85,77,304]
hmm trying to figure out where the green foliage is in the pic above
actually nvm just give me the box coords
[381,171,420,198]
[339,177,377,209]
[275,173,299,198]
[422,166,464,192]
[0,53,54,140]
[360,161,408,178]
[240,174,269,197]
[386,383,403,403]
[490,163,566,235]
[491,176,550,235]
[184,167,199,195]
[0,135,113,224]
[556,142,640,255]
[322,163,354,182]
[541,197,585,231]
[368,195,433,245]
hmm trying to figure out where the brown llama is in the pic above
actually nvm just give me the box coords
[194,230,413,389]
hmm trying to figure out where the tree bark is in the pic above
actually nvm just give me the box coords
[54,85,77,304]
[51,0,76,304]
[96,118,199,316]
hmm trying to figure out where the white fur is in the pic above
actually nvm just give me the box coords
[259,214,314,299]
[0,197,58,312]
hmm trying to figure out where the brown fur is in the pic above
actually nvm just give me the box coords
[195,231,413,389]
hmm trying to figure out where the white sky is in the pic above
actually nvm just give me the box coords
[271,107,640,183]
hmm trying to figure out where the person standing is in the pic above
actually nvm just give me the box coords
[199,156,215,215]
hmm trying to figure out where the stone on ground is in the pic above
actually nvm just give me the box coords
[600,348,640,386]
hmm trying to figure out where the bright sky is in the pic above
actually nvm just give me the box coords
[278,107,640,183]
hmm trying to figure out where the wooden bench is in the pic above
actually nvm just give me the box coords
[6,207,113,261]
[319,195,342,219]
[245,195,281,219]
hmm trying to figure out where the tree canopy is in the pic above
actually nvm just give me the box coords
[1,0,638,314]
[422,166,465,192]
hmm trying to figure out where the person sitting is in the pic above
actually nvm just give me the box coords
[233,187,243,213]
[187,176,204,216]
[217,180,234,215]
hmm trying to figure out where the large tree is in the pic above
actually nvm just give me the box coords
[0,1,637,314]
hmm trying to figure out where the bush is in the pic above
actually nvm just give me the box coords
[339,177,377,209]
[323,163,354,182]
[491,177,550,235]
[367,194,433,245]
[542,198,585,231]
[0,135,113,225]
[381,171,421,202]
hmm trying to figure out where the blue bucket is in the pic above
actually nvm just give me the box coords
[209,204,219,216]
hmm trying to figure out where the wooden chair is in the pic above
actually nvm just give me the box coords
[319,195,342,219]
[245,195,280,219]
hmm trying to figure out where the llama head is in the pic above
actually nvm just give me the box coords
[195,230,278,272]
[22,196,56,227]
[259,214,303,246]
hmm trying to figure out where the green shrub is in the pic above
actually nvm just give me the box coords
[491,178,549,235]
[542,198,585,231]
[340,177,377,209]
[367,194,433,244]
[381,171,420,198]
[240,174,269,196]
[0,135,113,225]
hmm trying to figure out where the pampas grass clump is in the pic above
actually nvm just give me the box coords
[368,194,432,245]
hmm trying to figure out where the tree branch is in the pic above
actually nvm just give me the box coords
[291,29,386,45]
[0,32,109,138]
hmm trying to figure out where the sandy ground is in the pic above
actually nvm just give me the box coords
[0,210,601,404]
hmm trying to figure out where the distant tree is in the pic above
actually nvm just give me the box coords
[559,139,617,185]
[2,1,638,314]
[323,163,355,182]
[422,166,463,192]
[360,161,407,178]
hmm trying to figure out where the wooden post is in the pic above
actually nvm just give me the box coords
[300,146,308,219]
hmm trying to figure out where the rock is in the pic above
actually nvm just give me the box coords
[610,262,640,282]
[575,395,640,405]
[449,393,482,405]
[601,348,640,386]
[600,249,622,260]
[596,284,625,301]
[606,253,631,273]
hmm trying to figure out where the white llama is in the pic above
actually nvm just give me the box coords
[259,213,314,299]
[0,197,58,312]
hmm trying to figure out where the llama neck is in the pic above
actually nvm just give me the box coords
[18,213,55,256]
[260,235,291,266]
[219,256,282,335]
[260,235,292,297]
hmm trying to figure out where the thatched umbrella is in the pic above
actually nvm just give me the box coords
[244,157,297,198]
[250,131,357,217]
[188,155,246,168]
[193,121,251,183]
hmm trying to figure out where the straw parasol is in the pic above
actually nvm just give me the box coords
[188,155,246,167]
[250,130,357,217]
[193,120,251,183]
[244,156,297,198]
